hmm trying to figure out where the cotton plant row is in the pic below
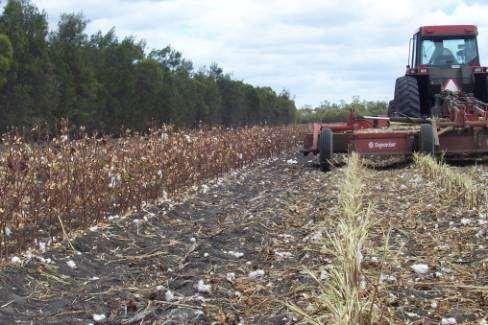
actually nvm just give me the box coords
[0,125,303,258]
[413,154,483,209]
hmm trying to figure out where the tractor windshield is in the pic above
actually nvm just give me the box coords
[420,38,478,66]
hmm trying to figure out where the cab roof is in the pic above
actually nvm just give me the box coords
[418,25,478,37]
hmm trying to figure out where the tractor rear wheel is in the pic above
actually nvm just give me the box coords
[419,123,435,156]
[391,76,421,118]
[387,100,396,116]
[319,128,333,172]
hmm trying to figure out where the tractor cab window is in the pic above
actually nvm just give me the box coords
[420,38,478,66]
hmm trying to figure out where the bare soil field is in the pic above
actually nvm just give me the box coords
[0,151,486,324]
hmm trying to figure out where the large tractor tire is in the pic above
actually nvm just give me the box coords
[419,123,435,156]
[387,100,396,116]
[390,76,421,118]
[319,128,333,172]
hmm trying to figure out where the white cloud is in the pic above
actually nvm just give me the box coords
[19,1,488,106]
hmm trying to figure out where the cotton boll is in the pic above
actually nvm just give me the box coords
[226,272,236,282]
[411,264,429,274]
[11,256,21,264]
[108,215,120,221]
[196,280,211,293]
[441,317,457,325]
[248,270,265,279]
[227,251,244,258]
[66,260,77,269]
[38,241,47,252]
[93,314,106,322]
[165,290,175,302]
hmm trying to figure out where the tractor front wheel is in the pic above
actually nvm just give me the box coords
[319,128,333,172]
[419,123,435,156]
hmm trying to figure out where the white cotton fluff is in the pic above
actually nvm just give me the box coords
[226,272,236,282]
[379,274,397,284]
[66,260,77,269]
[320,270,328,280]
[286,159,298,165]
[38,241,47,252]
[197,280,211,293]
[461,218,471,225]
[165,290,175,302]
[227,251,244,258]
[441,317,457,325]
[248,270,265,279]
[38,257,52,264]
[11,256,21,264]
[275,251,292,259]
[305,231,322,242]
[5,227,12,237]
[93,314,106,322]
[411,264,429,274]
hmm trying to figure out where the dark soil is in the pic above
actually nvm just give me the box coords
[0,152,486,324]
[0,152,341,324]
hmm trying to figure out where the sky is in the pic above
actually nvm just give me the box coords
[18,0,488,107]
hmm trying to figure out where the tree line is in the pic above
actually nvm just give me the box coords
[297,97,388,123]
[0,0,297,135]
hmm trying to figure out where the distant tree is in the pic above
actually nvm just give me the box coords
[296,97,388,123]
[0,0,56,131]
[49,13,97,126]
[0,33,13,88]
[0,0,298,134]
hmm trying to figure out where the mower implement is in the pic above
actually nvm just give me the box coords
[304,25,488,171]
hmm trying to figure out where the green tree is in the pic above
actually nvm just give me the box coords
[0,0,56,131]
[0,33,13,88]
[49,13,97,126]
[0,0,298,134]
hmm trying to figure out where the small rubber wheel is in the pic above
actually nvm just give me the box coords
[419,124,435,156]
[319,128,333,172]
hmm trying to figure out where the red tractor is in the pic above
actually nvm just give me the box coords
[303,25,488,171]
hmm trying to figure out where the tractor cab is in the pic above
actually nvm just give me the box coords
[389,25,488,117]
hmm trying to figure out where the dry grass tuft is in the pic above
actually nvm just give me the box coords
[413,153,482,208]
[289,153,381,324]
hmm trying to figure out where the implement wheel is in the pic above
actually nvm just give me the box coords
[419,123,435,156]
[319,128,333,172]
